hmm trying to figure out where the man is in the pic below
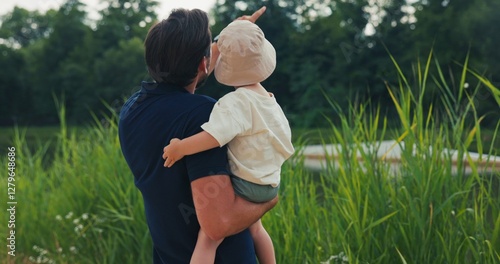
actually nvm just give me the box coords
[118,6,277,263]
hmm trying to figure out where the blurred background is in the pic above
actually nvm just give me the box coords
[0,0,499,128]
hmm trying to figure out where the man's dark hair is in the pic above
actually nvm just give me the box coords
[144,9,211,87]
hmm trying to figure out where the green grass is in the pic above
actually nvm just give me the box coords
[0,126,60,154]
[1,51,499,263]
[1,113,151,264]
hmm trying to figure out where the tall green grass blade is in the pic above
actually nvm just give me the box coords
[458,51,470,102]
[395,247,408,264]
[468,70,500,106]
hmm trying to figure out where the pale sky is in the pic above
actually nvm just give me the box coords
[0,0,217,20]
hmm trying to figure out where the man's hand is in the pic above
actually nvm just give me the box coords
[236,6,267,23]
[163,138,184,167]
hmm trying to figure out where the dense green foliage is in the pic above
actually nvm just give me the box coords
[0,0,156,125]
[0,0,499,127]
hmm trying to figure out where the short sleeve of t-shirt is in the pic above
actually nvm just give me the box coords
[184,101,231,181]
[201,92,251,146]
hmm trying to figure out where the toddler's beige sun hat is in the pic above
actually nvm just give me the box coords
[214,20,276,87]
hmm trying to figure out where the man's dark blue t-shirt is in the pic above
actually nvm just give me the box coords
[118,81,256,263]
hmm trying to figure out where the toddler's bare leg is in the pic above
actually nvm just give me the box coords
[249,219,276,264]
[190,229,223,264]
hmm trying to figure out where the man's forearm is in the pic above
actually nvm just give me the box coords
[219,195,278,236]
[192,175,278,241]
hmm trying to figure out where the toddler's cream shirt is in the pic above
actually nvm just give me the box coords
[201,88,294,187]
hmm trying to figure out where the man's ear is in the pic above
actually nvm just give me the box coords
[198,57,208,74]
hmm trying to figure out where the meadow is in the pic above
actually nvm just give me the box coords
[1,54,499,263]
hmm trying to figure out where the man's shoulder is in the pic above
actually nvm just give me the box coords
[139,82,218,109]
[182,92,217,103]
[144,88,218,115]
[179,94,218,118]
[155,91,216,117]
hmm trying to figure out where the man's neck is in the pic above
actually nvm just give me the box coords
[185,80,197,94]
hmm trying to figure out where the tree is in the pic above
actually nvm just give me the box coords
[0,7,57,124]
[0,7,55,48]
[94,0,158,52]
[0,45,26,125]
[93,37,149,114]
[285,5,355,127]
[24,0,91,123]
[1,0,497,127]
[410,0,500,125]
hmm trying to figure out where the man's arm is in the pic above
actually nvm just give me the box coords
[191,175,278,241]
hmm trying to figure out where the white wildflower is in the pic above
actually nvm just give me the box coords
[81,213,89,220]
[65,212,74,219]
[69,246,78,254]
[321,252,349,264]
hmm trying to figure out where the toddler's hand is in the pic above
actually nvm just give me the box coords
[162,138,184,168]
[236,6,266,23]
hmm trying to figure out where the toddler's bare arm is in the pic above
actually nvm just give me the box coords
[163,131,220,167]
